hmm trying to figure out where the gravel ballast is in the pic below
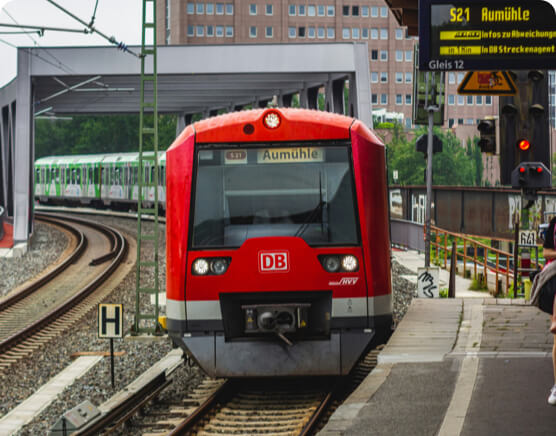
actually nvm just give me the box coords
[0,214,417,435]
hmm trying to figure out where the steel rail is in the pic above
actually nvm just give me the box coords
[0,213,127,355]
[0,214,87,312]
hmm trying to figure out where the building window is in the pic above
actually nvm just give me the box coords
[288,26,296,38]
[372,93,378,104]
[187,3,194,14]
[343,5,349,16]
[405,94,412,105]
[266,26,273,38]
[299,5,306,16]
[449,118,455,127]
[206,3,214,14]
[395,72,403,83]
[405,118,412,129]
[196,25,204,36]
[380,50,388,61]
[225,25,233,37]
[448,94,455,105]
[298,26,306,37]
[458,118,464,125]
[476,95,483,105]
[361,6,369,17]
[318,26,325,38]
[207,25,214,36]
[405,50,413,62]
[352,6,359,16]
[381,94,388,104]
[457,72,465,84]
[318,5,325,16]
[249,26,257,37]
[289,5,296,15]
[216,3,224,15]
[187,25,194,36]
[352,28,360,39]
[396,94,403,105]
[266,4,273,15]
[381,6,388,17]
[448,72,455,84]
[405,72,412,83]
[486,96,492,105]
[395,29,403,40]
[371,6,378,17]
[249,4,257,15]
[216,25,224,36]
[327,5,335,16]
[308,5,316,16]
[380,29,388,39]
[361,28,369,39]
[371,72,378,83]
[196,3,204,14]
[395,51,403,62]
[308,26,316,38]
[465,118,474,125]
[327,27,335,38]
[225,3,233,15]
[380,72,388,83]
[371,50,378,60]
[458,95,464,105]
[342,28,350,39]
[467,95,474,105]
[371,28,378,39]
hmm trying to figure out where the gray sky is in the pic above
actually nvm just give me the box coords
[1,1,556,87]
[0,0,141,86]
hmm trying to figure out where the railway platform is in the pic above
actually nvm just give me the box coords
[320,250,556,436]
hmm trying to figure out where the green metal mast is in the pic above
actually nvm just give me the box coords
[133,0,161,335]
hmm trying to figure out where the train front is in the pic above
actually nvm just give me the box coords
[166,108,392,377]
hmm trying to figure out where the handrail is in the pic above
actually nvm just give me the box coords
[430,225,526,296]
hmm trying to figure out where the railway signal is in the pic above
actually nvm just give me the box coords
[500,70,550,185]
[477,118,498,154]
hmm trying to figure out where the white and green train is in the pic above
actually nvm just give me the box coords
[34,152,166,210]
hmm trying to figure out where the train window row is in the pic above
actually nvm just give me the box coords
[36,165,166,187]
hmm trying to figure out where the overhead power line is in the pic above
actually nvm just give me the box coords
[0,22,89,34]
[45,0,141,57]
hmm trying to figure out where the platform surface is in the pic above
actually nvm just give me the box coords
[320,250,556,436]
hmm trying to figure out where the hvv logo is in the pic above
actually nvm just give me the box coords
[259,251,289,272]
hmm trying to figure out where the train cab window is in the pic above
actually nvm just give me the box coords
[191,144,359,247]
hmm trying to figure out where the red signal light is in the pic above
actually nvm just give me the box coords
[518,139,530,151]
[519,167,526,173]
[537,166,543,173]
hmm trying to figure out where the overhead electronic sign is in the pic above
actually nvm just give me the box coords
[419,0,556,71]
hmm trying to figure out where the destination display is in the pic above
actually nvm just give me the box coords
[419,0,556,70]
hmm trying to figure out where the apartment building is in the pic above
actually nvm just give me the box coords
[156,0,499,129]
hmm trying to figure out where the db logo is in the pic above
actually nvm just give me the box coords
[259,251,289,272]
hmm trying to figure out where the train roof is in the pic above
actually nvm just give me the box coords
[35,151,166,166]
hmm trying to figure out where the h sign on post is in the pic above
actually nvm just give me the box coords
[98,304,123,338]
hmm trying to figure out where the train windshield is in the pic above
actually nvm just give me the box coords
[191,144,359,248]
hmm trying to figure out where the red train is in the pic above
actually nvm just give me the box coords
[166,108,392,377]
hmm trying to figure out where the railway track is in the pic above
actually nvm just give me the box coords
[0,212,128,372]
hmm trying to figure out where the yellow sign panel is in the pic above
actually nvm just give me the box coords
[257,147,324,164]
[439,46,481,56]
[457,71,517,96]
[440,31,481,41]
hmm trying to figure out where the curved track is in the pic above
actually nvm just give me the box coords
[0,213,128,372]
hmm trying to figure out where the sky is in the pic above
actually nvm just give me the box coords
[0,0,142,86]
[1,1,556,87]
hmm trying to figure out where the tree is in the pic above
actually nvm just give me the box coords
[386,124,483,186]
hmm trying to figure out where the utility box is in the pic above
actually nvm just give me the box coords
[49,400,100,435]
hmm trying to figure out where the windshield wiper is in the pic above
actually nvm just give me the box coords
[294,173,325,238]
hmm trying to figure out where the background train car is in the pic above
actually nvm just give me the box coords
[35,152,166,211]
[166,108,392,377]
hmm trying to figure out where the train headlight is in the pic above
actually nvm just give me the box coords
[342,255,359,272]
[263,111,281,129]
[210,258,229,275]
[323,256,341,273]
[192,258,209,275]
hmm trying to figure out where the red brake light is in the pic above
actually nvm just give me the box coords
[519,167,525,173]
[537,166,543,173]
[518,139,530,151]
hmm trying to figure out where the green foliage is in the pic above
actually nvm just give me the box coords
[375,122,395,129]
[469,277,488,291]
[35,114,178,158]
[386,124,483,186]
[439,288,449,298]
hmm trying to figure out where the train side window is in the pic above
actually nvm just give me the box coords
[161,166,165,186]
[132,167,138,185]
[35,168,41,183]
[66,168,71,184]
[101,167,106,185]
[76,169,81,185]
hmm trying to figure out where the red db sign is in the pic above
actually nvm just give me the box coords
[259,251,289,272]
